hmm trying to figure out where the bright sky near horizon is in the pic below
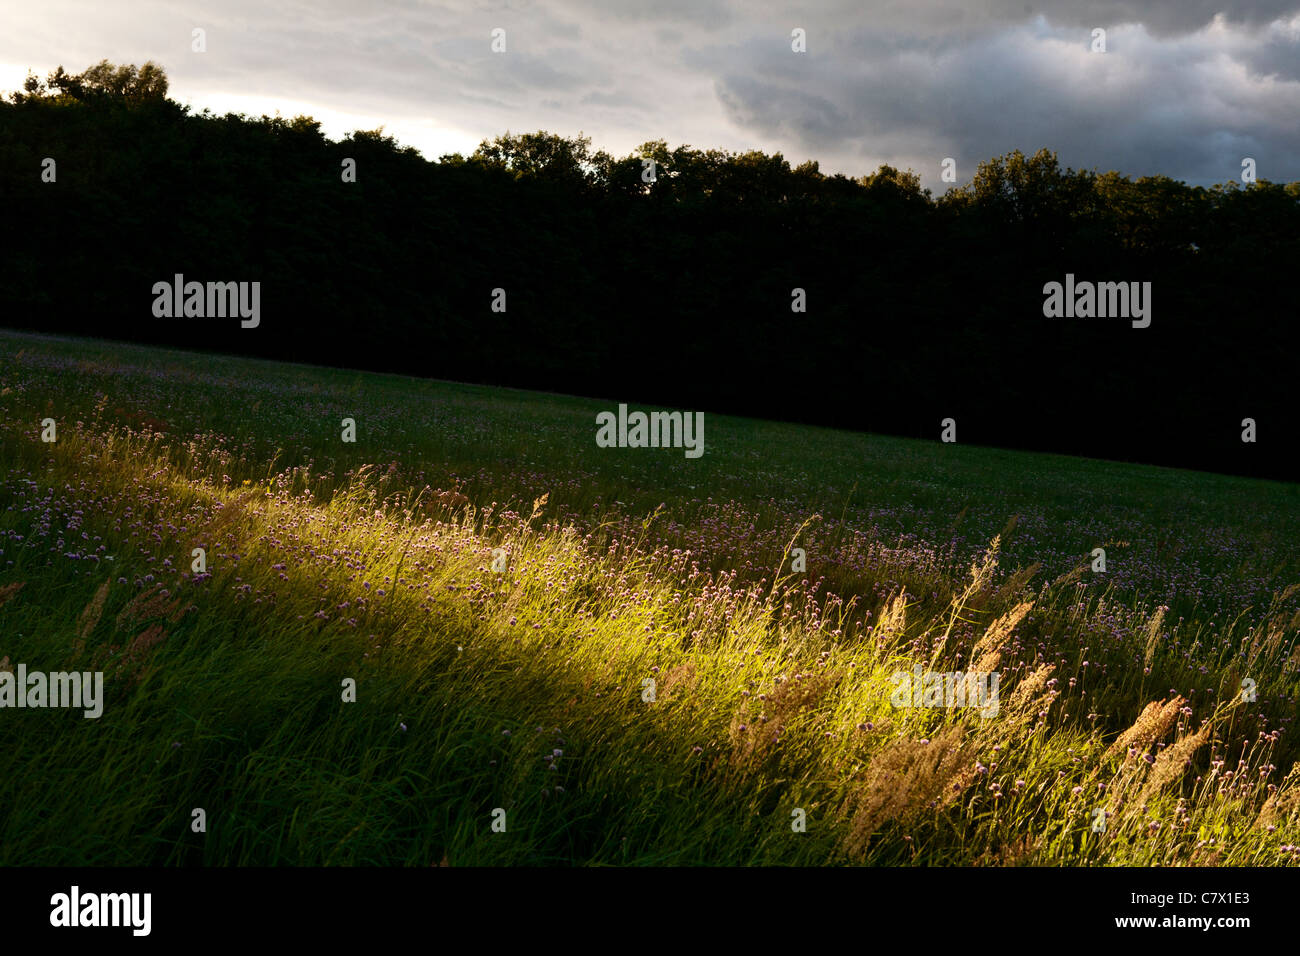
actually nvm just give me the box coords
[2,1,1298,189]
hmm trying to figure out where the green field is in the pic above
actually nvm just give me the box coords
[2,328,1298,865]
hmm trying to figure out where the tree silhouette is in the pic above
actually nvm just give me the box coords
[1,62,1297,479]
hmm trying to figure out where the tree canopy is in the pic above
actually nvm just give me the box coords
[2,61,1297,479]
[12,59,170,104]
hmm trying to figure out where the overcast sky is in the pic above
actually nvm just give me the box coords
[2,1,1298,189]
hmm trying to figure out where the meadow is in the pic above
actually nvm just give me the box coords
[1,327,1298,865]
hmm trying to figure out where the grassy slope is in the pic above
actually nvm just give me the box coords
[1,328,1298,865]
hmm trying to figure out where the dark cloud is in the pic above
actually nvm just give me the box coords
[708,13,1300,185]
[2,1,1297,187]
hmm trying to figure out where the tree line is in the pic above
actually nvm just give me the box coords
[3,61,1298,478]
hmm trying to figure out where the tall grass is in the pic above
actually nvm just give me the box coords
[1,329,1298,865]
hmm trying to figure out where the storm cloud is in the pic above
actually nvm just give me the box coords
[1,0,1296,187]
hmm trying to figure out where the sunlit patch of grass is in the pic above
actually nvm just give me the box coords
[1,329,1299,866]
